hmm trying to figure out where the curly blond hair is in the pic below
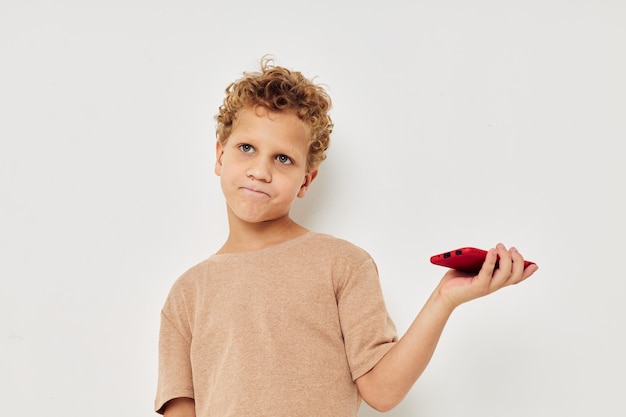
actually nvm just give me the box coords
[215,57,333,169]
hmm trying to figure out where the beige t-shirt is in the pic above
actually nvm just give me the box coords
[155,232,397,417]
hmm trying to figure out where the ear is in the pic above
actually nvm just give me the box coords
[297,168,318,198]
[214,141,224,176]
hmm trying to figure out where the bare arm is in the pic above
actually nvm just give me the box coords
[163,398,195,417]
[356,244,539,412]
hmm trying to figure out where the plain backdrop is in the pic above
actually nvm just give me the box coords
[1,1,625,416]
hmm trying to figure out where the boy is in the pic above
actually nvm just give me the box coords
[155,58,538,417]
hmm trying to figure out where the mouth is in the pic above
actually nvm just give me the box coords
[240,187,269,197]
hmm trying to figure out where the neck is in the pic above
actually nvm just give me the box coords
[218,212,308,254]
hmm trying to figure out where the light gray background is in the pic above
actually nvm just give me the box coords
[1,1,624,416]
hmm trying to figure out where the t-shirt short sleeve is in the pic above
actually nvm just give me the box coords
[336,256,397,381]
[154,290,195,414]
[153,233,398,416]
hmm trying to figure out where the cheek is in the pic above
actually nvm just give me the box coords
[287,175,308,196]
[218,156,238,178]
[217,163,237,189]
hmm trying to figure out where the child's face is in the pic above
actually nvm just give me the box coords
[215,106,317,225]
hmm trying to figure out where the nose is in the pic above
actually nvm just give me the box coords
[246,158,272,182]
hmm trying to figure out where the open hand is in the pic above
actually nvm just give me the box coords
[436,243,539,310]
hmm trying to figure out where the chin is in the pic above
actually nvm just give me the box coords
[245,212,292,225]
[228,203,292,225]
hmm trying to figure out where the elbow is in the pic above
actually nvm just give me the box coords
[357,377,406,412]
[362,395,402,413]
[369,403,396,413]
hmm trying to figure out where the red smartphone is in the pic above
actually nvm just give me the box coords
[430,247,535,273]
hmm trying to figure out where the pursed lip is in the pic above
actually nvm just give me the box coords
[240,186,270,197]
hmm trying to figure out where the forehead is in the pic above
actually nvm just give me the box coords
[232,106,311,147]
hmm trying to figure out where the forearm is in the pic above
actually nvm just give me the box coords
[356,288,455,412]
[357,244,538,411]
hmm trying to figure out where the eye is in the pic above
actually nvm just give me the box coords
[276,154,293,165]
[239,144,254,153]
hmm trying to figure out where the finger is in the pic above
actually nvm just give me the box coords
[509,247,526,283]
[490,243,512,289]
[479,247,498,277]
[475,247,498,292]
[520,262,539,281]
